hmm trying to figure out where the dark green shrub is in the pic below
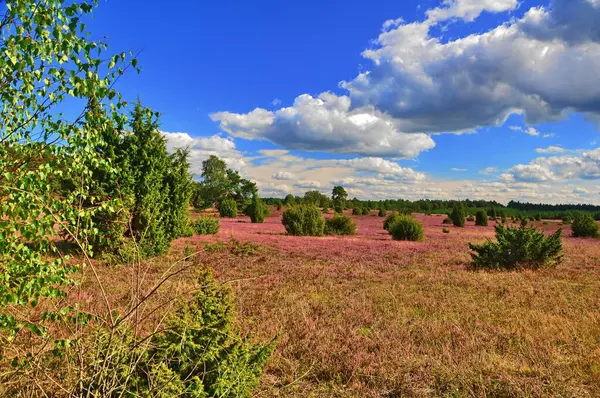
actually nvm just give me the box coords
[194,216,220,235]
[245,195,268,223]
[488,207,497,218]
[442,217,453,225]
[562,215,572,224]
[333,203,344,214]
[475,210,488,226]
[383,213,402,231]
[83,269,274,396]
[595,212,600,221]
[324,214,356,235]
[274,199,283,211]
[282,205,325,236]
[388,215,424,242]
[361,208,370,216]
[469,224,563,270]
[442,228,450,234]
[219,198,238,218]
[451,206,466,227]
[378,207,386,217]
[571,213,599,238]
[535,214,542,221]
[322,206,330,213]
[352,207,362,216]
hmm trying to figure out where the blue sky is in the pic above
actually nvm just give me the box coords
[86,0,600,204]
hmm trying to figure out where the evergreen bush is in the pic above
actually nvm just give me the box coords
[219,198,238,218]
[388,215,424,242]
[571,213,599,238]
[282,205,325,236]
[82,269,274,397]
[475,210,488,226]
[194,216,220,235]
[384,213,402,231]
[451,206,466,227]
[324,214,357,235]
[245,195,269,223]
[469,224,563,270]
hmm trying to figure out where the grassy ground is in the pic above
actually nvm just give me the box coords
[77,210,600,397]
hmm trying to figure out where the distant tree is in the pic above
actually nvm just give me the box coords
[304,190,326,206]
[199,155,229,206]
[284,194,295,206]
[196,155,256,209]
[332,186,348,203]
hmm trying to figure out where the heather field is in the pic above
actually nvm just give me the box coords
[76,208,600,397]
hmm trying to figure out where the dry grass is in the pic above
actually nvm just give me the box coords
[50,212,600,396]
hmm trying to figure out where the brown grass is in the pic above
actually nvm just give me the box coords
[29,213,600,396]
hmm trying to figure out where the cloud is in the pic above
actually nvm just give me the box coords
[480,167,499,175]
[161,132,247,174]
[451,168,467,172]
[336,157,427,182]
[162,131,600,204]
[524,127,540,137]
[342,0,600,133]
[211,93,435,158]
[271,171,296,180]
[295,180,322,189]
[212,0,600,158]
[503,148,600,182]
[426,0,519,23]
[536,146,565,154]
[272,98,282,106]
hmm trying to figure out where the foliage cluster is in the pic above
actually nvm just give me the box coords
[388,215,425,241]
[193,155,256,211]
[219,198,238,218]
[383,213,402,231]
[245,195,269,223]
[451,206,466,227]
[324,215,357,235]
[194,216,220,235]
[475,210,489,226]
[82,269,274,397]
[469,225,563,270]
[571,213,599,238]
[282,205,325,236]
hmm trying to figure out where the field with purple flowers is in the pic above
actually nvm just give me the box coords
[67,209,600,397]
[75,208,600,397]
